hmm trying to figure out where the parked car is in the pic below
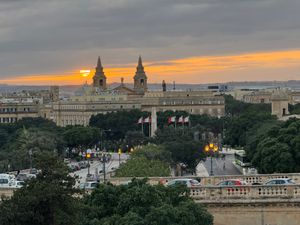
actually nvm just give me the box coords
[78,161,89,169]
[264,178,296,185]
[217,179,247,186]
[16,173,36,181]
[166,179,201,188]
[15,181,25,188]
[29,168,38,174]
[68,164,79,172]
[86,174,100,182]
[0,173,15,188]
[79,182,99,190]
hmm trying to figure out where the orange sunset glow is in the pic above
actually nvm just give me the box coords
[1,49,300,85]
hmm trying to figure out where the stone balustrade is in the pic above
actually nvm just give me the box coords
[108,173,300,186]
[190,184,300,203]
[0,187,17,200]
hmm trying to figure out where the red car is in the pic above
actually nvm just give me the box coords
[217,179,247,186]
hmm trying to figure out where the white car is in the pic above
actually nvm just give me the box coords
[264,178,296,185]
[0,173,15,188]
[79,182,99,190]
[15,181,25,188]
[166,179,201,188]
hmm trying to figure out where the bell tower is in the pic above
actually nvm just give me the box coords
[133,56,148,94]
[93,56,107,90]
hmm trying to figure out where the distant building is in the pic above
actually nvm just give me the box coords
[0,56,225,126]
[271,89,289,119]
[50,56,225,126]
[0,87,59,124]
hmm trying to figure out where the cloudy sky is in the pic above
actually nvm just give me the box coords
[0,0,299,85]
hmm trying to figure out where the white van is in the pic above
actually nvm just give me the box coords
[0,173,15,188]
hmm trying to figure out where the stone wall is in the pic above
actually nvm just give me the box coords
[207,203,300,225]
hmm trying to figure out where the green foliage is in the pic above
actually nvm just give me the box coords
[115,145,171,177]
[81,179,213,225]
[115,157,170,177]
[246,118,300,173]
[0,153,81,225]
[223,95,276,147]
[289,103,300,115]
[63,126,101,148]
[89,110,149,140]
[154,127,205,170]
[1,127,65,171]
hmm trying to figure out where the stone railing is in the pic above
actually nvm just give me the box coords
[190,184,300,203]
[108,173,300,186]
[0,188,17,200]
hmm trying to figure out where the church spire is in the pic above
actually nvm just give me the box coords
[137,55,144,72]
[96,56,103,73]
[93,56,107,90]
[134,55,147,94]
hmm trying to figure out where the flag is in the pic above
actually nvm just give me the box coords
[144,116,151,123]
[168,116,176,124]
[178,116,184,123]
[184,116,189,123]
[138,117,143,124]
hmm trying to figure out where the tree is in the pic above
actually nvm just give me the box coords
[89,110,149,140]
[63,126,101,148]
[115,145,171,177]
[3,127,65,171]
[0,153,81,225]
[246,118,300,173]
[81,179,213,225]
[154,127,205,171]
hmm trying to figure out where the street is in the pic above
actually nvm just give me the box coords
[202,154,242,176]
[71,153,129,184]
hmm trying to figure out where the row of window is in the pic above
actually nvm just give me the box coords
[162,100,223,105]
[0,107,32,113]
[0,117,17,123]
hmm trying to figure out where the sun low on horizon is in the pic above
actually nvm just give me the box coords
[1,49,300,86]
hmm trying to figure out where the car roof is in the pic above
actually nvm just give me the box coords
[172,178,196,181]
[268,178,291,181]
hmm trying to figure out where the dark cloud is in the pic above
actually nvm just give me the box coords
[0,0,299,78]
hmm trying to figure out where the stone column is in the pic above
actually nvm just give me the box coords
[151,107,157,137]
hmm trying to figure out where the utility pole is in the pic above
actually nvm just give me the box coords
[102,154,106,183]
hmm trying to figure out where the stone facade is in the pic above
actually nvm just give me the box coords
[271,89,289,118]
[93,57,107,91]
[0,57,225,126]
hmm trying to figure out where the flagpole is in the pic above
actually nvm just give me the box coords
[142,121,144,134]
[149,121,151,137]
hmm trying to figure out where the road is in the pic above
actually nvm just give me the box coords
[71,153,129,185]
[202,154,242,176]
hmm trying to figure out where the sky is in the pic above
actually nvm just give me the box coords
[0,0,299,85]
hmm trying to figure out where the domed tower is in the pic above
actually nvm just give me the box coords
[133,56,148,94]
[270,89,289,119]
[93,56,107,90]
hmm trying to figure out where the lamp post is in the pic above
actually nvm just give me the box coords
[100,129,112,151]
[86,152,91,175]
[204,143,219,176]
[28,149,33,170]
[118,148,122,166]
[100,151,110,183]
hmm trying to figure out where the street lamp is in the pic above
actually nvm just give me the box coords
[28,149,33,170]
[204,143,219,176]
[100,129,112,151]
[118,148,122,166]
[86,151,91,175]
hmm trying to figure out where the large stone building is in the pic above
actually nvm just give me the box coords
[50,56,225,126]
[0,87,59,124]
[0,57,225,126]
